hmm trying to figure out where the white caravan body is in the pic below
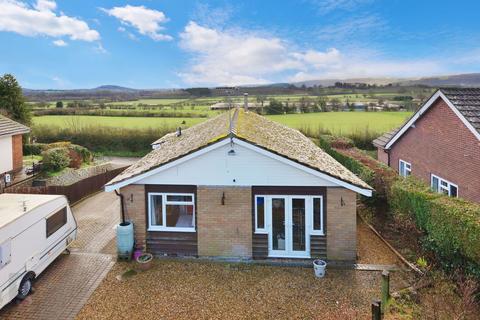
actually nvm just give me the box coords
[0,194,77,309]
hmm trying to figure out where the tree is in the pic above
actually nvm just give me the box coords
[266,99,284,115]
[56,101,64,108]
[0,74,31,125]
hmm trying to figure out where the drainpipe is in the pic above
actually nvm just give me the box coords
[115,189,127,225]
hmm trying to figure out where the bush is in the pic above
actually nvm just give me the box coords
[42,147,70,172]
[317,136,374,185]
[390,177,480,278]
[32,124,172,155]
[23,143,48,155]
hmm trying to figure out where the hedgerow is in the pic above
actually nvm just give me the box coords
[390,177,480,278]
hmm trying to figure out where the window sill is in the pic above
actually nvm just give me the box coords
[310,231,325,236]
[254,230,268,235]
[148,227,196,233]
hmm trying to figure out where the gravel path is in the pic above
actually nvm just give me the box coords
[77,259,410,320]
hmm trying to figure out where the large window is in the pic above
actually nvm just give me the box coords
[399,160,411,177]
[148,193,195,232]
[46,207,67,238]
[431,175,458,197]
[254,196,267,233]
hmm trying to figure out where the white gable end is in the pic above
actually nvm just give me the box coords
[136,142,338,187]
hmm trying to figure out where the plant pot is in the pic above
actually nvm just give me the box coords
[136,253,153,271]
[313,259,327,278]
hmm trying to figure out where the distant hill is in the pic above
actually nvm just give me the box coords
[22,72,480,102]
[290,73,480,88]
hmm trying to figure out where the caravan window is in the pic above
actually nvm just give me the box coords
[46,207,68,238]
[0,240,11,269]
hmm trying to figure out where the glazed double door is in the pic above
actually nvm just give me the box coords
[268,196,309,258]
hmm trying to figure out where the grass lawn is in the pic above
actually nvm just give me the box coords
[267,111,411,134]
[33,115,206,129]
[77,260,408,320]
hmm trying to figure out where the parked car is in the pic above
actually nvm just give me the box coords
[0,193,77,309]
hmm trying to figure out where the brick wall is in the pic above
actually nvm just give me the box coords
[377,148,389,165]
[390,98,480,203]
[326,188,356,261]
[120,184,146,250]
[197,186,252,258]
[11,134,23,171]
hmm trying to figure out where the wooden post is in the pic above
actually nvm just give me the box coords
[371,299,382,320]
[381,270,390,313]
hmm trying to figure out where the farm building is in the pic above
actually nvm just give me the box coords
[105,108,372,261]
[374,88,480,203]
[0,115,30,188]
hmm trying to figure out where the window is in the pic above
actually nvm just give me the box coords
[46,207,67,238]
[255,196,267,233]
[399,160,411,177]
[0,240,11,269]
[312,197,324,235]
[148,193,195,232]
[431,175,458,197]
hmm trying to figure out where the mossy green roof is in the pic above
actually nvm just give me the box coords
[107,108,372,190]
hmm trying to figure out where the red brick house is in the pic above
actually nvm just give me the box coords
[374,88,480,203]
[0,115,30,185]
[106,108,372,261]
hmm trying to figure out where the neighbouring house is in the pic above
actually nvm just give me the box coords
[373,88,480,203]
[105,107,372,261]
[0,115,30,186]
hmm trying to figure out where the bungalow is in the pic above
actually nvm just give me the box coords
[0,115,30,187]
[105,108,372,261]
[373,88,480,203]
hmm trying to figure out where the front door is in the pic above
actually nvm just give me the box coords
[269,196,309,258]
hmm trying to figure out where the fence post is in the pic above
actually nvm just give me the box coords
[381,270,390,314]
[371,299,382,320]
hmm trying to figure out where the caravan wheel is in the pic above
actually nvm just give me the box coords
[17,274,34,300]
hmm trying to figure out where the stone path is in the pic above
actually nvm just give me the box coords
[0,192,119,320]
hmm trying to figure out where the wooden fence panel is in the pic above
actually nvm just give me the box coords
[4,166,127,204]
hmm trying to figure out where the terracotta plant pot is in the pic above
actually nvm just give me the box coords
[136,253,153,271]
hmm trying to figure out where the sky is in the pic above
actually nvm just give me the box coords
[1,0,480,89]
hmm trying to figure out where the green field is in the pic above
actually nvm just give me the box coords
[33,115,205,129]
[34,111,412,134]
[266,111,411,134]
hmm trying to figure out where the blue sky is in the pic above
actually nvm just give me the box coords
[0,0,479,89]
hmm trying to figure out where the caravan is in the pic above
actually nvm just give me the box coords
[0,194,77,309]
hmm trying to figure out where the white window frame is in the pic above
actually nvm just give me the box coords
[311,196,324,236]
[399,159,412,177]
[148,192,196,232]
[431,174,459,198]
[254,195,268,234]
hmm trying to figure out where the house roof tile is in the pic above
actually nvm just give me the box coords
[107,109,372,190]
[0,115,30,137]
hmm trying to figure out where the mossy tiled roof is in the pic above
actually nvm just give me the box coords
[107,109,372,190]
[0,115,30,137]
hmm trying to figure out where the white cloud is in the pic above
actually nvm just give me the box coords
[0,0,100,41]
[179,22,302,85]
[102,5,172,41]
[179,21,446,86]
[52,39,67,46]
[309,0,374,14]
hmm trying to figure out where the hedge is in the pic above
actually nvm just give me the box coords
[390,177,480,277]
[317,136,374,186]
[32,125,173,155]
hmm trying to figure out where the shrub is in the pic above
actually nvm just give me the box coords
[317,136,374,186]
[42,147,70,172]
[32,124,172,155]
[23,143,48,155]
[390,177,480,278]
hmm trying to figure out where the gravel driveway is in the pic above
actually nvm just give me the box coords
[0,191,119,320]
